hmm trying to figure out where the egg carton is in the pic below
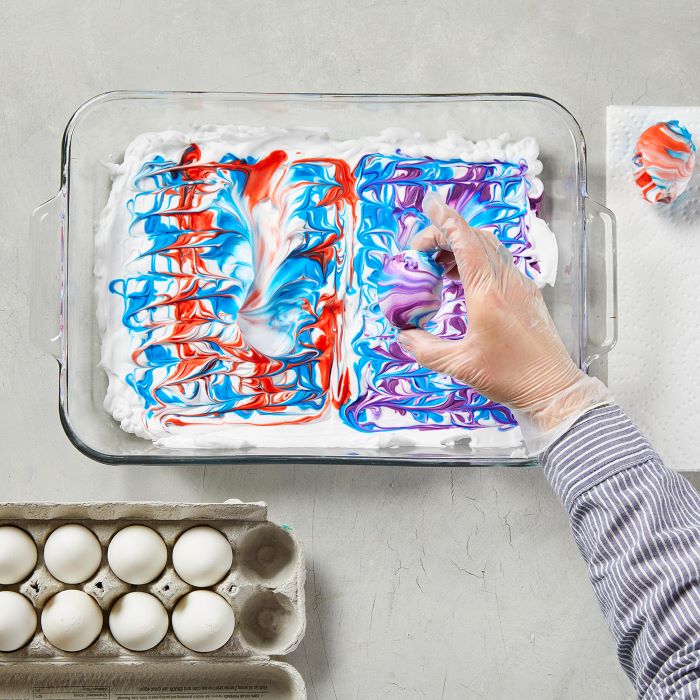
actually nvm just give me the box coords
[0,500,306,698]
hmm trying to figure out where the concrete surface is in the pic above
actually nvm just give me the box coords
[1,1,699,697]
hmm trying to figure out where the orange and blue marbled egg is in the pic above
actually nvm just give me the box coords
[633,120,696,204]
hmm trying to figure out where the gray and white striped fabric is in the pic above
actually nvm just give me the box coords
[542,405,700,699]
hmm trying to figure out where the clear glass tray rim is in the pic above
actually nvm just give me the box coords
[57,90,588,468]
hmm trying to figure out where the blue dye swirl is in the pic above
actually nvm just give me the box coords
[109,147,349,429]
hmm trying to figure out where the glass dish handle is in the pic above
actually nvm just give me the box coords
[584,197,618,368]
[29,191,65,360]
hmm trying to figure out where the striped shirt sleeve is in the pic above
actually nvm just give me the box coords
[541,405,700,699]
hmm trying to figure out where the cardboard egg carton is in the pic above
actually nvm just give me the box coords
[0,501,306,699]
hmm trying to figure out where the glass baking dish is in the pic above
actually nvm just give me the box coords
[29,91,617,466]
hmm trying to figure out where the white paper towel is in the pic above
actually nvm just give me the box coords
[607,106,700,471]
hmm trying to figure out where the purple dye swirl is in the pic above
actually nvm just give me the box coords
[339,155,539,432]
[377,250,444,329]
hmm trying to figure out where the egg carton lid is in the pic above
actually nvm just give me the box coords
[0,499,268,522]
[0,658,305,699]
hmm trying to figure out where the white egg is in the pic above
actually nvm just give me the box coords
[172,590,235,652]
[41,590,103,652]
[108,525,167,585]
[0,527,37,584]
[172,526,232,587]
[0,592,37,651]
[109,592,168,651]
[43,524,102,584]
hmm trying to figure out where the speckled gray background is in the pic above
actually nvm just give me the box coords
[2,1,699,697]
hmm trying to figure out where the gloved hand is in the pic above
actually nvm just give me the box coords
[398,194,612,454]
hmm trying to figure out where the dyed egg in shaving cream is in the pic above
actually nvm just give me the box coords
[377,250,445,330]
[633,120,696,204]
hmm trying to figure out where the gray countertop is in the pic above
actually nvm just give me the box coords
[2,1,699,697]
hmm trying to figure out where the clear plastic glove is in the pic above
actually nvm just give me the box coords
[398,194,612,455]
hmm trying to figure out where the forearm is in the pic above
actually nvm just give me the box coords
[542,405,700,698]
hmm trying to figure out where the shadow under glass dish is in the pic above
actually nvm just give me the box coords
[29,92,617,466]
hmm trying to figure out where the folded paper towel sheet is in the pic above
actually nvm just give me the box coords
[607,106,700,471]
